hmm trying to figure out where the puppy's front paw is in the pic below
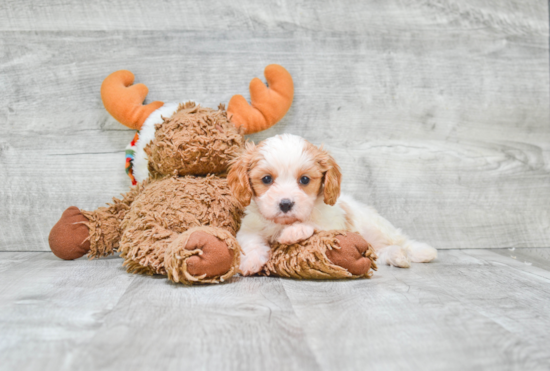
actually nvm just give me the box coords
[277,224,315,245]
[239,247,270,276]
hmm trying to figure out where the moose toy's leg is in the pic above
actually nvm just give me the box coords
[49,185,143,260]
[164,227,241,285]
[49,205,122,260]
[119,224,240,285]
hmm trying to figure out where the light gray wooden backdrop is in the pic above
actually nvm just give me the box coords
[1,0,549,251]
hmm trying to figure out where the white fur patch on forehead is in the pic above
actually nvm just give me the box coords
[258,134,314,172]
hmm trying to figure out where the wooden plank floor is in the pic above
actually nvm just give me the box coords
[1,250,549,371]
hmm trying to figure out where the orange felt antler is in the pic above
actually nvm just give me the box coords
[227,64,294,134]
[100,70,164,130]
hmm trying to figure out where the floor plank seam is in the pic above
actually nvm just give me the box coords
[278,279,326,371]
[461,250,550,283]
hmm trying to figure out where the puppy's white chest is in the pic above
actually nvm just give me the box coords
[308,199,351,231]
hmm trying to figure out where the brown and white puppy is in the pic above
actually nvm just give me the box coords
[228,134,437,275]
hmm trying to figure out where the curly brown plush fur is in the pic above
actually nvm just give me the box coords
[146,103,244,177]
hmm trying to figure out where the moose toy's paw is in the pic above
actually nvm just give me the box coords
[48,206,91,260]
[326,233,376,276]
[165,227,241,284]
[185,231,235,278]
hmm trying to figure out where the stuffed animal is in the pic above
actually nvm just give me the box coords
[48,65,376,284]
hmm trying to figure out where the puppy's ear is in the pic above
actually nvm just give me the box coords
[317,148,342,206]
[228,142,256,207]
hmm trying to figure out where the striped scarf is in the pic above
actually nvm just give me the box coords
[125,131,139,185]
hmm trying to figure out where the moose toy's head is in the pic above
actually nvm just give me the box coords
[100,65,294,183]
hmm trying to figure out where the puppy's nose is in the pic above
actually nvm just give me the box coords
[279,199,294,213]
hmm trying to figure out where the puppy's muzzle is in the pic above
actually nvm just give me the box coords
[279,199,294,213]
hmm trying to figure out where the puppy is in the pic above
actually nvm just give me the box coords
[228,134,437,276]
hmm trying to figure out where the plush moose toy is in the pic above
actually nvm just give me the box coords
[48,65,376,284]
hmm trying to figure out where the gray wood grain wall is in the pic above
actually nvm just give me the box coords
[1,0,549,251]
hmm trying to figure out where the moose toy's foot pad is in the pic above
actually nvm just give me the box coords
[164,227,241,285]
[185,231,235,278]
[326,233,376,276]
[48,206,91,260]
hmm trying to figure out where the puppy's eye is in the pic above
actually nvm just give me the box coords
[299,176,310,185]
[261,175,273,185]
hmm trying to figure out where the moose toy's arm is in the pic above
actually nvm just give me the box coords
[263,231,378,280]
